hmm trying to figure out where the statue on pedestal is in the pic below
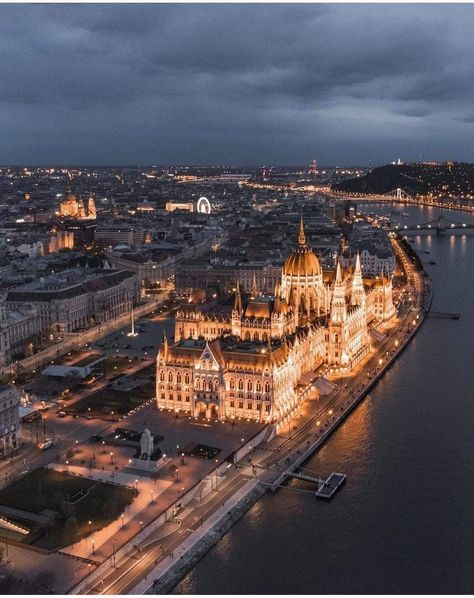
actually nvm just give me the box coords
[139,428,154,460]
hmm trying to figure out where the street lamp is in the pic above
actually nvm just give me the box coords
[65,460,69,473]
[88,520,92,534]
[110,452,114,465]
[92,539,95,555]
[175,468,179,482]
[121,514,124,528]
[140,521,143,530]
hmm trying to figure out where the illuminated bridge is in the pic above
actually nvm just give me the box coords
[391,214,474,234]
[331,187,413,202]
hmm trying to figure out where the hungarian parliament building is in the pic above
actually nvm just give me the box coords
[156,220,396,425]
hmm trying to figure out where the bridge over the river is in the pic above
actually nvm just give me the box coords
[331,187,413,202]
[391,214,474,234]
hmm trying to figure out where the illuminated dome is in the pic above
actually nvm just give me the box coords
[282,219,321,277]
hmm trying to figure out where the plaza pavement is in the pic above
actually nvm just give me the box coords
[49,408,263,564]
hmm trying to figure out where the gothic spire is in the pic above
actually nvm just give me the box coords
[298,214,306,246]
[330,261,347,324]
[250,273,258,299]
[233,280,243,313]
[162,331,169,359]
[351,252,366,307]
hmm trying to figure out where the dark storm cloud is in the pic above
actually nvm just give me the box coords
[0,3,473,165]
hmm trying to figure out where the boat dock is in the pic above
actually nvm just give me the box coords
[286,468,346,500]
[315,473,346,499]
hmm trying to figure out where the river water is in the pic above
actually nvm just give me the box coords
[173,204,474,595]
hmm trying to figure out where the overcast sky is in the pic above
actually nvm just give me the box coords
[0,3,473,166]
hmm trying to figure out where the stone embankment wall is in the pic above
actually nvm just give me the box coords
[143,483,265,595]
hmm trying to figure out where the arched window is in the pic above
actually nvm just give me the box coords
[247,380,253,391]
[184,373,190,384]
[253,332,259,341]
[262,332,268,342]
[238,379,244,390]
[264,381,270,393]
[168,372,173,383]
[160,371,165,382]
[230,378,235,390]
[177,372,182,384]
[256,381,262,392]
[244,331,250,341]
[208,380,213,391]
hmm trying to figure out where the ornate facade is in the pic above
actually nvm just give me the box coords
[58,178,96,220]
[156,219,396,424]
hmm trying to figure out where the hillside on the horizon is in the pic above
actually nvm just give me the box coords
[332,162,474,198]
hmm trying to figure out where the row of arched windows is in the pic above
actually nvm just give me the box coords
[242,331,269,342]
[229,378,270,393]
[159,371,271,394]
[159,370,190,385]
[195,378,219,391]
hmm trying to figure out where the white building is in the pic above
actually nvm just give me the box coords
[6,268,139,336]
[0,385,21,459]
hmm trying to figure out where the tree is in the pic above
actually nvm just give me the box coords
[33,570,56,594]
[64,516,78,542]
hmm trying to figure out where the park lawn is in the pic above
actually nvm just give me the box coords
[0,468,136,550]
[103,355,137,377]
[67,388,147,419]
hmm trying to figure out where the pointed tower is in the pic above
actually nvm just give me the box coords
[231,280,243,337]
[233,280,243,314]
[162,331,169,360]
[330,262,347,324]
[298,214,306,247]
[350,253,366,307]
[250,273,258,299]
[77,198,86,219]
[87,196,97,219]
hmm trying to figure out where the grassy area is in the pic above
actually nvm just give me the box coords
[103,355,138,377]
[66,387,150,420]
[0,468,136,550]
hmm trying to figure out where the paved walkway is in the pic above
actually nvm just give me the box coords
[46,463,172,559]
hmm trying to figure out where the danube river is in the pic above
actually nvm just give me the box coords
[173,204,474,594]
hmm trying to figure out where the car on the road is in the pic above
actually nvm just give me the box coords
[38,439,53,450]
[57,411,67,418]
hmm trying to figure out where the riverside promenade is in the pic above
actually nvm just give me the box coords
[70,238,431,595]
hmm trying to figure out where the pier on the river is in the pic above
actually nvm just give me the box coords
[286,468,347,500]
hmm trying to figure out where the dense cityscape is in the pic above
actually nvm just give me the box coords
[0,3,473,597]
[0,159,471,593]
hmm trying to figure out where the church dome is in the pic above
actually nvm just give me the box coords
[282,218,321,277]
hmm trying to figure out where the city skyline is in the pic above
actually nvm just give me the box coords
[1,4,474,166]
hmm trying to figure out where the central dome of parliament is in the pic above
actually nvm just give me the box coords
[282,218,321,277]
